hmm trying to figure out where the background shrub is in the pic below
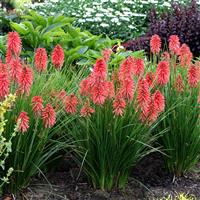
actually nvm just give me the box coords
[27,0,191,40]
[123,0,200,58]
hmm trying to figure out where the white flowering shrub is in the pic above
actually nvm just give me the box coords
[27,0,193,40]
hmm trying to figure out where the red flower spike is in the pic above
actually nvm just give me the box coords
[0,69,10,99]
[152,90,165,113]
[91,80,108,105]
[120,78,134,101]
[80,102,95,117]
[18,66,34,96]
[17,111,29,133]
[7,32,22,57]
[133,58,144,77]
[119,56,134,81]
[188,64,200,88]
[179,44,193,67]
[137,78,151,112]
[32,96,44,117]
[145,72,155,88]
[51,44,64,69]
[113,94,126,116]
[150,34,161,54]
[169,35,180,55]
[9,58,22,83]
[34,48,48,72]
[79,78,91,96]
[65,94,78,114]
[107,81,115,99]
[156,61,170,86]
[102,48,112,62]
[162,52,170,61]
[93,58,107,79]
[175,74,184,93]
[6,50,12,64]
[42,103,56,128]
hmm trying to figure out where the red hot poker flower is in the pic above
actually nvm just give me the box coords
[175,74,184,93]
[150,34,161,54]
[188,64,200,88]
[118,56,134,81]
[65,94,78,114]
[137,78,151,112]
[113,94,126,116]
[17,111,29,133]
[102,48,112,62]
[32,96,44,116]
[169,35,180,55]
[80,102,95,117]
[120,78,134,101]
[34,48,48,72]
[152,90,165,113]
[145,72,155,88]
[179,44,193,67]
[93,58,107,79]
[51,44,65,69]
[133,58,144,77]
[7,32,22,57]
[9,58,22,83]
[0,69,10,100]
[156,61,170,86]
[18,66,34,96]
[42,103,56,128]
[79,78,91,96]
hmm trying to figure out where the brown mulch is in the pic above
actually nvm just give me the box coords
[11,153,200,200]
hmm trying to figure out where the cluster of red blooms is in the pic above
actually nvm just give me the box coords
[0,32,65,133]
[78,53,165,124]
[150,34,200,91]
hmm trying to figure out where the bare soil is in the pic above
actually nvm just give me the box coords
[16,153,200,200]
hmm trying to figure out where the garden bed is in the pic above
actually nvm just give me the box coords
[22,153,200,200]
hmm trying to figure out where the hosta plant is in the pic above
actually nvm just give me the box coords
[8,10,115,66]
[149,34,200,176]
[0,31,82,193]
[62,54,167,190]
[0,94,16,195]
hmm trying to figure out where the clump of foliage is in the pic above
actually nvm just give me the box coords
[123,0,200,58]
[0,31,83,193]
[148,34,200,176]
[0,94,16,194]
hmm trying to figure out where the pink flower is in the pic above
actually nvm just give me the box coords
[79,78,91,96]
[9,58,22,83]
[150,34,161,54]
[151,90,165,113]
[118,56,134,81]
[188,64,199,88]
[175,74,184,93]
[107,81,115,99]
[137,78,150,112]
[65,94,78,113]
[102,48,112,62]
[120,78,134,101]
[179,44,193,67]
[113,94,126,116]
[80,102,95,117]
[93,58,107,79]
[42,103,56,128]
[34,48,48,72]
[0,69,10,100]
[7,32,22,57]
[169,35,180,55]
[156,61,170,86]
[32,96,44,116]
[17,111,29,133]
[145,72,155,88]
[18,66,34,96]
[133,58,144,77]
[51,44,65,69]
